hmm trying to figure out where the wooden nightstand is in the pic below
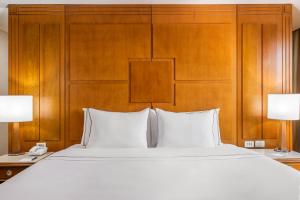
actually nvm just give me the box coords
[252,149,300,170]
[0,152,52,183]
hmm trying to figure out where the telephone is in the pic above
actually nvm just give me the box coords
[29,144,48,156]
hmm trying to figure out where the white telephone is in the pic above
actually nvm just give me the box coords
[29,143,48,156]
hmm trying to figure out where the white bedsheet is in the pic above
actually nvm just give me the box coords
[0,144,299,200]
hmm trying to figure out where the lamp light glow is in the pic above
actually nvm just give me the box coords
[0,95,33,122]
[267,94,300,121]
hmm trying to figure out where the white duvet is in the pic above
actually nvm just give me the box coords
[0,144,299,200]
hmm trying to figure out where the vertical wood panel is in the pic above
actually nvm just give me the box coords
[8,14,19,153]
[242,23,262,139]
[262,24,282,140]
[18,22,40,142]
[283,5,293,150]
[40,24,61,141]
[238,7,287,148]
[130,61,152,102]
[9,7,65,151]
[152,61,174,103]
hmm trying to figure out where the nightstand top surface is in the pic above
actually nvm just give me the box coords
[0,152,52,165]
[252,149,300,160]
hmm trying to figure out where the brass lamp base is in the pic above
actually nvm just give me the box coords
[9,122,22,156]
[274,120,290,153]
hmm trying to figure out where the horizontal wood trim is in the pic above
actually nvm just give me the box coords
[237,4,285,15]
[9,4,292,15]
[152,5,236,24]
[67,15,151,24]
[9,5,65,15]
[66,5,151,15]
[152,5,236,14]
[0,163,32,167]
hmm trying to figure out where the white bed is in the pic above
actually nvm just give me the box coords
[0,144,299,200]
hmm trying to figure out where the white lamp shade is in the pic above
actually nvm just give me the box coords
[0,95,33,122]
[268,94,300,120]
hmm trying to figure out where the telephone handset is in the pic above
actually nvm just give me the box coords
[29,143,48,156]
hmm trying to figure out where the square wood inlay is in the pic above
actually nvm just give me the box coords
[130,60,174,103]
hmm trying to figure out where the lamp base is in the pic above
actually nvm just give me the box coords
[10,122,22,156]
[274,147,289,153]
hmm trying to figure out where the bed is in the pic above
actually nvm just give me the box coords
[0,144,299,200]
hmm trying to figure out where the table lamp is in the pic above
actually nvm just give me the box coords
[0,95,33,155]
[267,94,300,152]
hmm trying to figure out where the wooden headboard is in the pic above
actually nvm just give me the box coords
[8,4,292,152]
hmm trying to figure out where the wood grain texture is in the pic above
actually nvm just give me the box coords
[39,23,61,141]
[8,4,292,150]
[130,60,174,103]
[0,167,27,182]
[69,24,151,81]
[152,5,236,24]
[241,23,262,140]
[262,24,282,140]
[18,20,40,142]
[238,4,283,15]
[153,24,235,81]
[8,4,64,15]
[130,61,152,102]
[152,5,237,144]
[66,5,151,15]
[238,7,288,149]
[283,4,293,149]
[8,14,19,153]
[9,7,65,151]
[278,161,300,170]
[65,6,152,146]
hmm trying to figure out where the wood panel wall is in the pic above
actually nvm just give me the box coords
[9,5,65,151]
[237,5,293,148]
[8,4,292,151]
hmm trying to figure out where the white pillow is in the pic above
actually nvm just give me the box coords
[212,109,221,145]
[85,108,150,148]
[81,108,92,146]
[156,108,219,147]
[81,108,156,147]
[148,109,158,148]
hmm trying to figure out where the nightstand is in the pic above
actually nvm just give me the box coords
[252,149,300,170]
[0,152,52,183]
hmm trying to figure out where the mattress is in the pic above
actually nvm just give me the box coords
[0,144,299,200]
